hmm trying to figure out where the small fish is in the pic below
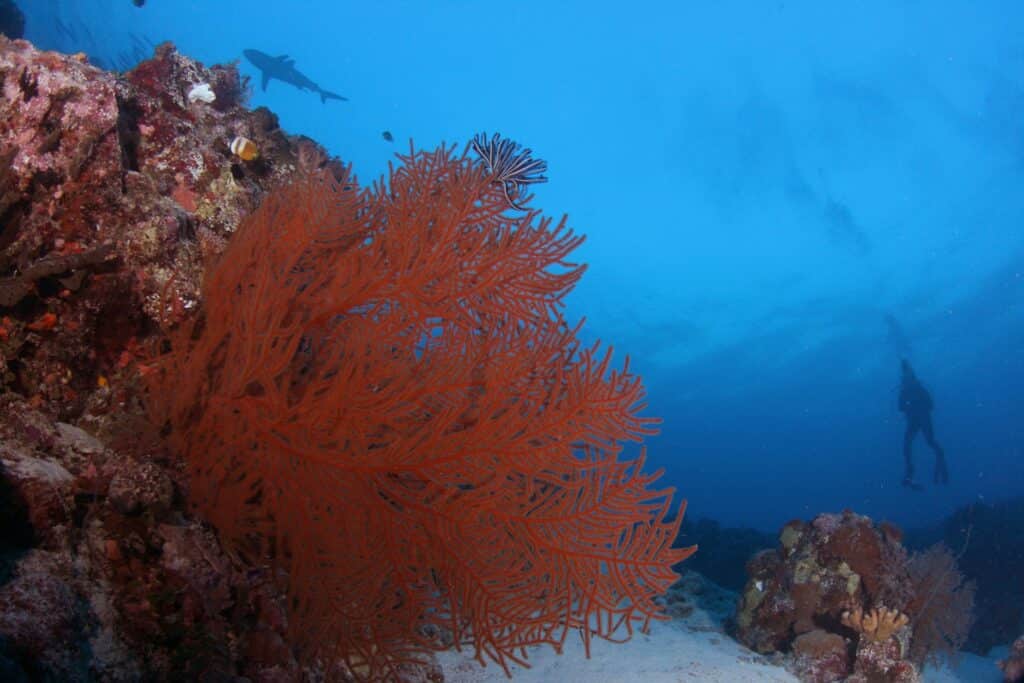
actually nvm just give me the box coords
[230,136,259,161]
[382,131,394,142]
[132,0,145,7]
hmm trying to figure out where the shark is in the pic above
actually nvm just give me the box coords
[243,49,347,104]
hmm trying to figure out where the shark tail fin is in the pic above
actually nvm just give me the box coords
[319,89,348,104]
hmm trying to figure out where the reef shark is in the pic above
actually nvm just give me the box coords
[243,49,347,104]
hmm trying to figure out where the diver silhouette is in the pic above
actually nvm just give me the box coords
[898,359,949,490]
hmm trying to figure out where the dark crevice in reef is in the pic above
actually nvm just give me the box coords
[115,94,142,177]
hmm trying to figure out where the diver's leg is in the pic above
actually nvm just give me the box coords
[922,418,948,484]
[903,423,918,485]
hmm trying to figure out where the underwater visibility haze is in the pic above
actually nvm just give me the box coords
[3,0,1024,681]
[28,0,1020,532]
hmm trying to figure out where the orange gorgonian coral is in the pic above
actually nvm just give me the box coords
[145,143,695,680]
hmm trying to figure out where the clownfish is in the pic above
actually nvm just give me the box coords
[230,136,259,161]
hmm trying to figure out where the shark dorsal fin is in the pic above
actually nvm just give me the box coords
[275,54,296,67]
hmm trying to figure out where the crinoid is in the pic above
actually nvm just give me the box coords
[470,131,548,210]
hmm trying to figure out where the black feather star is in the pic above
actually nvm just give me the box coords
[470,132,548,210]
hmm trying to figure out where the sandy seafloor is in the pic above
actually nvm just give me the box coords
[436,576,1005,683]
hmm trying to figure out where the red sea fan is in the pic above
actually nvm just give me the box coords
[146,143,695,680]
[906,543,976,667]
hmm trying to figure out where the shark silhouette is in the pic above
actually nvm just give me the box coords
[243,49,347,104]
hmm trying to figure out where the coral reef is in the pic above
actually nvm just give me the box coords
[0,393,308,680]
[144,143,695,681]
[1,35,693,681]
[734,510,975,683]
[0,36,334,420]
[0,36,404,681]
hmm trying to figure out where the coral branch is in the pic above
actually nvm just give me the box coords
[0,243,115,307]
[842,605,909,642]
[146,144,694,679]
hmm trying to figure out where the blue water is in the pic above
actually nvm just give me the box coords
[20,0,1024,533]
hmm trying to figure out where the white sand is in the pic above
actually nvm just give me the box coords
[437,573,1004,682]
[438,615,798,682]
[438,573,798,682]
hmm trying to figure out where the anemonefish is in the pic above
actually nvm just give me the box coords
[230,136,259,161]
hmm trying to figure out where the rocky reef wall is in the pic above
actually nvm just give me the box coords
[0,37,381,682]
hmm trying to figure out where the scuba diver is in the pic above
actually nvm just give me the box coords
[898,359,949,490]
